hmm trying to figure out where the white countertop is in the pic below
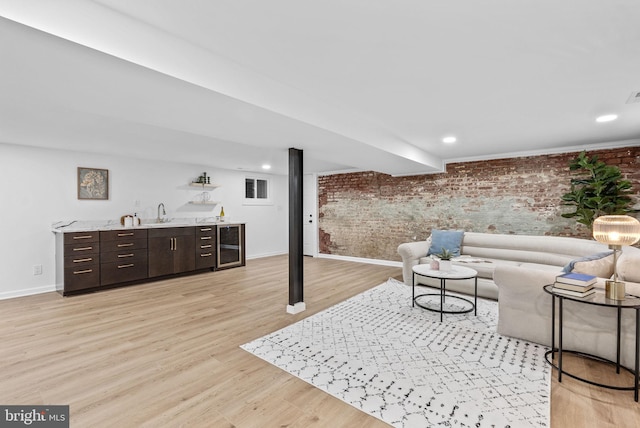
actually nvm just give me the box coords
[52,218,241,233]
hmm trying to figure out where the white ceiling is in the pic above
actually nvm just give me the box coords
[1,0,639,176]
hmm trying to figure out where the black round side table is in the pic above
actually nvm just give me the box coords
[543,284,640,402]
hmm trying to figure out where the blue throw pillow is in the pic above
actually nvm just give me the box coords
[427,229,465,257]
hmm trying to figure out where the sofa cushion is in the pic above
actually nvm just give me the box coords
[618,246,640,282]
[518,262,564,273]
[562,251,614,278]
[428,229,464,257]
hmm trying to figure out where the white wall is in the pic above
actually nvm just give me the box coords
[0,143,288,299]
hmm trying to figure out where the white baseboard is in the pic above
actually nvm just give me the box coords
[0,284,57,300]
[316,253,402,268]
[246,250,287,260]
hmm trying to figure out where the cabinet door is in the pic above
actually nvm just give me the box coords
[173,234,196,274]
[148,236,175,278]
[148,227,196,277]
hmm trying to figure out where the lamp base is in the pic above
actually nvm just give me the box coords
[605,280,625,300]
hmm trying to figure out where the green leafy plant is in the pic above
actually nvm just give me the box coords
[561,151,636,228]
[435,248,453,260]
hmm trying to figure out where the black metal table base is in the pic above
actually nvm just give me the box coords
[545,349,638,392]
[414,293,475,316]
[412,270,478,322]
[544,285,640,402]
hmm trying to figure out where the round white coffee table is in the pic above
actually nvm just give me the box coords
[412,264,478,322]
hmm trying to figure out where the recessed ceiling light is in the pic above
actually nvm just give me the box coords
[442,136,457,144]
[262,164,271,170]
[596,114,618,123]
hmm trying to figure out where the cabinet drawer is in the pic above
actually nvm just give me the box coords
[148,227,194,239]
[198,241,214,250]
[100,259,148,286]
[100,229,148,241]
[64,254,99,267]
[196,250,216,270]
[100,248,147,264]
[64,242,100,256]
[64,264,100,291]
[64,231,99,245]
[196,226,215,236]
[100,238,147,253]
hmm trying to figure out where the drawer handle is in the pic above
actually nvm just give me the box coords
[201,244,212,249]
[73,258,93,263]
[117,243,134,247]
[117,232,134,237]
[117,253,134,258]
[200,236,212,240]
[118,263,135,269]
[73,269,93,275]
[200,253,212,257]
[200,227,212,232]
[73,246,93,251]
[73,235,93,240]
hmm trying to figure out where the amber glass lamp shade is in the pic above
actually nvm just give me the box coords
[592,215,640,300]
[592,215,640,247]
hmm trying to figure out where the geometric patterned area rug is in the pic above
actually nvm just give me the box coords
[241,278,550,427]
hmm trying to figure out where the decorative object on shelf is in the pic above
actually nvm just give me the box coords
[78,167,108,200]
[193,172,211,185]
[429,256,440,270]
[561,151,636,229]
[592,215,640,300]
[189,192,219,205]
[435,248,453,271]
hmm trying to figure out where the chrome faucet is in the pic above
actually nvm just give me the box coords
[157,203,166,223]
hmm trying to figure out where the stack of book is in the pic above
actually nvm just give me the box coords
[553,272,597,297]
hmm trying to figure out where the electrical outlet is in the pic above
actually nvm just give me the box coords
[134,199,141,207]
[33,265,42,275]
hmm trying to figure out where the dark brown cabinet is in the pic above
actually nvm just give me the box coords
[195,225,216,270]
[56,223,244,295]
[57,231,101,294]
[148,227,195,277]
[100,229,148,286]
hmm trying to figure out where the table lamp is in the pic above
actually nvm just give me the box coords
[592,215,640,300]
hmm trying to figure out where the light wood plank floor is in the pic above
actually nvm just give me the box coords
[0,255,638,427]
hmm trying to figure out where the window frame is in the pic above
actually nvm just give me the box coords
[243,176,272,206]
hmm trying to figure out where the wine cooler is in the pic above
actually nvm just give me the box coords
[216,223,246,269]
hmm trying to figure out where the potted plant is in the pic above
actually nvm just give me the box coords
[561,151,637,229]
[435,248,453,271]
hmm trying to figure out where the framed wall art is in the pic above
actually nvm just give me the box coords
[78,167,109,200]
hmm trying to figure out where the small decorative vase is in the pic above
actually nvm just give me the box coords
[439,260,452,271]
[430,258,440,270]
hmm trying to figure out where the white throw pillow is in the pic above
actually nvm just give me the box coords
[569,253,615,278]
[618,246,640,282]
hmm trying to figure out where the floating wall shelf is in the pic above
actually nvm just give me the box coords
[190,182,220,189]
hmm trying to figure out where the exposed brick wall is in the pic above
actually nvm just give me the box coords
[318,147,640,261]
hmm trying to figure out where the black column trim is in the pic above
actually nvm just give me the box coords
[288,148,304,305]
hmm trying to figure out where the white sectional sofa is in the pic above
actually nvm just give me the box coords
[494,252,640,368]
[397,231,640,368]
[397,231,612,299]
